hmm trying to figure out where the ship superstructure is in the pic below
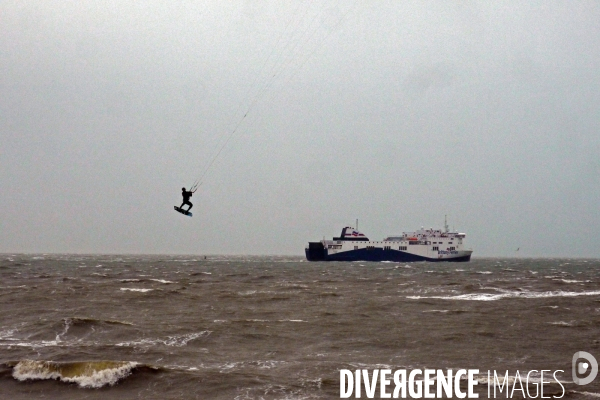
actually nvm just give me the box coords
[305,220,472,262]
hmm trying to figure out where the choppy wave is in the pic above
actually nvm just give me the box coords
[547,321,575,327]
[422,309,468,314]
[9,360,145,388]
[150,279,175,284]
[120,278,175,284]
[571,391,600,398]
[407,289,600,301]
[555,279,590,283]
[116,331,210,348]
[63,317,134,327]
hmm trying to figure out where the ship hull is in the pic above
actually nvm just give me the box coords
[305,247,471,262]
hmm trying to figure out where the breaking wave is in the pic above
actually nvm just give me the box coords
[8,360,153,388]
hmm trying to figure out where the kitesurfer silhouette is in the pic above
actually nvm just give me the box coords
[180,187,196,212]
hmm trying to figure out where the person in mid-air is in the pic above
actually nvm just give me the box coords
[180,187,196,212]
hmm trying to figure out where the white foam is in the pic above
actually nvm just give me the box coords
[120,279,141,282]
[150,279,175,284]
[572,391,600,398]
[255,360,287,369]
[0,328,17,340]
[10,340,61,348]
[120,288,153,292]
[12,360,138,388]
[407,290,600,301]
[116,331,210,347]
[548,321,575,326]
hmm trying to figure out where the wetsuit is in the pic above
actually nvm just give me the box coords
[181,189,193,211]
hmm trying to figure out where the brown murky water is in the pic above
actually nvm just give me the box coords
[1,254,600,399]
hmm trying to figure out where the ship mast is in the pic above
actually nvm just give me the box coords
[444,215,449,233]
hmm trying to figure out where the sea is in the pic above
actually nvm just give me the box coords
[1,254,600,399]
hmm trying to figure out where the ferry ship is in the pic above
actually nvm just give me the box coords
[305,220,472,262]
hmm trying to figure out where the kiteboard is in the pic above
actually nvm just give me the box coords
[174,206,192,217]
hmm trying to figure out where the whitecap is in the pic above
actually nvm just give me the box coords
[12,360,138,388]
[407,290,600,301]
[572,391,600,398]
[10,340,61,348]
[277,319,306,322]
[116,331,210,348]
[0,328,17,340]
[120,288,153,293]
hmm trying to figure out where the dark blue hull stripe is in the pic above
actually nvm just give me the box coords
[305,248,471,262]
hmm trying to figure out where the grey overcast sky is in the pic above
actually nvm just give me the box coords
[1,1,599,257]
